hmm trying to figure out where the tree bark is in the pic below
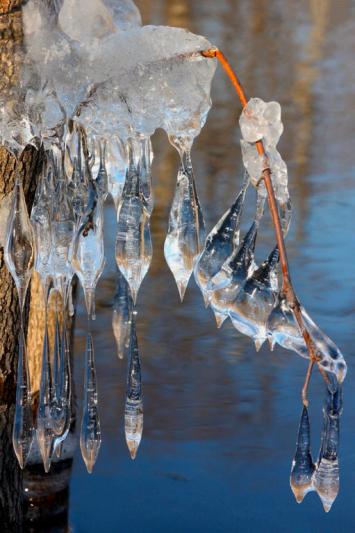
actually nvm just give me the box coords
[0,3,40,530]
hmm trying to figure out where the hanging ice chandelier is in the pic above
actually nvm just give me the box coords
[0,0,346,513]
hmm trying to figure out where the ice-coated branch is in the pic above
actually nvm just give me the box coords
[200,47,343,403]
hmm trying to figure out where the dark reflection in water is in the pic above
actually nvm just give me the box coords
[25,0,355,531]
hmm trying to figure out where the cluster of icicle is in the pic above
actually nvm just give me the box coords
[3,89,346,507]
[4,123,152,473]
[188,98,345,512]
[290,384,342,512]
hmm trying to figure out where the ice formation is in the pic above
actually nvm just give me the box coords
[0,0,347,507]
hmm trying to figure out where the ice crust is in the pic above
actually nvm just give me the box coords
[0,0,216,153]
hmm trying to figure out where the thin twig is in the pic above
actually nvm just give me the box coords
[302,360,314,407]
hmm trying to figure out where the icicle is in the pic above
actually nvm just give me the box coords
[53,327,72,455]
[71,200,105,320]
[12,328,34,469]
[112,269,133,360]
[209,221,258,328]
[80,331,101,473]
[36,325,55,473]
[51,150,75,304]
[194,173,249,307]
[313,387,342,512]
[115,138,152,304]
[125,314,143,460]
[290,406,315,503]
[4,176,35,468]
[164,135,205,301]
[228,246,279,350]
[4,177,35,311]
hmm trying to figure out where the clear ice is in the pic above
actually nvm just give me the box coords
[36,325,55,473]
[80,332,101,473]
[124,314,143,460]
[209,221,258,328]
[164,139,205,301]
[267,296,347,383]
[194,174,248,307]
[313,387,342,512]
[112,269,133,360]
[115,139,153,304]
[71,199,105,319]
[4,178,35,469]
[290,406,315,503]
[229,247,279,351]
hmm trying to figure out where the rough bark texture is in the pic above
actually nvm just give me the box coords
[0,0,23,16]
[0,2,40,530]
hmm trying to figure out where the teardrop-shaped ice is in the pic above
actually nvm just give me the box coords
[209,222,258,328]
[71,201,105,319]
[194,175,248,307]
[4,178,36,310]
[313,387,342,513]
[267,297,347,383]
[125,316,143,460]
[164,152,205,301]
[36,325,55,473]
[228,247,279,350]
[112,269,133,360]
[80,332,101,473]
[115,143,152,304]
[12,328,34,469]
[290,406,315,503]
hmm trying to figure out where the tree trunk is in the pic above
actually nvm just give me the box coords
[0,2,40,530]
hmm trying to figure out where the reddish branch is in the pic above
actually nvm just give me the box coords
[201,48,328,403]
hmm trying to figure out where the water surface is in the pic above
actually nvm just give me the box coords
[66,1,355,531]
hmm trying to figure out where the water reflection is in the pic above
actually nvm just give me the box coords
[2,0,353,530]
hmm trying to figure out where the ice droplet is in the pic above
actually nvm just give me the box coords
[290,406,315,503]
[313,387,342,513]
[164,146,205,301]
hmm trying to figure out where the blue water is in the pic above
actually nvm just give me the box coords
[65,1,355,531]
